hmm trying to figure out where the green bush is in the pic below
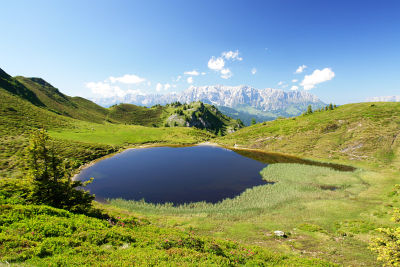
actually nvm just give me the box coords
[0,178,31,204]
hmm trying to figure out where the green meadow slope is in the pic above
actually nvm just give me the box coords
[15,76,111,124]
[216,102,400,165]
[10,71,242,133]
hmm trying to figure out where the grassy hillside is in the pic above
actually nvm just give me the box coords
[162,101,243,134]
[10,71,243,133]
[216,102,400,165]
[0,69,44,107]
[107,103,164,126]
[15,76,113,124]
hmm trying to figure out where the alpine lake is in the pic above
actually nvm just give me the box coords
[75,145,354,205]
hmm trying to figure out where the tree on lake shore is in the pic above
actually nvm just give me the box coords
[25,129,95,214]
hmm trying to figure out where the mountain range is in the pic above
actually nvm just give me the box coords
[366,95,400,102]
[92,85,325,125]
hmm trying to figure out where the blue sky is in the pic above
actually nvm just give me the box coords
[1,0,399,104]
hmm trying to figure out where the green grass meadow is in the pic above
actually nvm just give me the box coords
[49,122,214,146]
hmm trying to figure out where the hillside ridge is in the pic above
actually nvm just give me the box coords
[0,68,241,133]
[216,102,400,164]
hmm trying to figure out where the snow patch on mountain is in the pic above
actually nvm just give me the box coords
[366,96,400,102]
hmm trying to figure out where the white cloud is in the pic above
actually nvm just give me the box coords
[156,83,163,92]
[222,50,243,61]
[292,79,298,83]
[220,68,232,79]
[208,50,242,79]
[290,85,299,90]
[187,77,193,84]
[184,70,200,76]
[208,56,225,71]
[251,68,257,75]
[164,83,171,90]
[201,72,206,75]
[87,73,148,98]
[176,75,182,82]
[278,81,284,86]
[300,68,335,90]
[86,81,126,98]
[156,83,171,92]
[295,65,307,74]
[109,74,145,84]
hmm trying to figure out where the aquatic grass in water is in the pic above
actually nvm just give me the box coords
[110,163,366,216]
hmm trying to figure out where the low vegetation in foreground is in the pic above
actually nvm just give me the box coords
[0,203,334,266]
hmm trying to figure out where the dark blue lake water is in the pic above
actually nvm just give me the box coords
[75,145,268,204]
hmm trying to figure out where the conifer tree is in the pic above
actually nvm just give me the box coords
[25,129,95,214]
[307,105,313,114]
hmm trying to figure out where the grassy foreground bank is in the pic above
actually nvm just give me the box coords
[0,187,334,266]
